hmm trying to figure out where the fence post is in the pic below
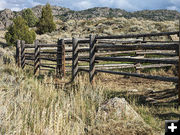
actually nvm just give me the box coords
[16,40,21,67]
[39,43,41,75]
[62,40,66,77]
[89,35,96,83]
[71,38,79,81]
[34,40,39,75]
[178,19,180,105]
[21,40,25,69]
[57,39,65,77]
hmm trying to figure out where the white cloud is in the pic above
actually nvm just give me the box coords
[170,0,180,5]
[11,7,21,11]
[0,0,41,11]
[167,6,178,10]
[169,0,180,10]
[0,0,7,10]
[72,1,94,10]
[113,0,139,11]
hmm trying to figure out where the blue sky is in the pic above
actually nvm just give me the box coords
[0,0,180,12]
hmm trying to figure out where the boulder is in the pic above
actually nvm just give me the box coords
[92,97,154,135]
[96,97,144,123]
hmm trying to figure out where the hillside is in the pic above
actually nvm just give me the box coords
[0,5,180,29]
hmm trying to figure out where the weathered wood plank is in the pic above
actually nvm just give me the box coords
[34,40,40,75]
[72,38,79,81]
[96,56,178,64]
[25,45,34,48]
[56,39,65,77]
[38,44,58,48]
[40,64,56,69]
[89,35,96,83]
[136,64,172,69]
[96,44,178,51]
[21,40,25,69]
[178,19,180,105]
[65,39,90,44]
[16,40,21,67]
[96,70,178,83]
[40,57,57,62]
[62,40,66,77]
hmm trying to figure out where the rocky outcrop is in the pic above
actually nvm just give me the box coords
[0,9,14,29]
[0,5,180,29]
[30,5,70,18]
[0,21,5,30]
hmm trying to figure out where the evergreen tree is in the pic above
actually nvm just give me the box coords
[5,16,36,46]
[37,3,56,34]
[22,8,38,27]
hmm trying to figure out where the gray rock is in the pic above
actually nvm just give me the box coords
[0,9,14,28]
[96,97,144,123]
[0,21,5,30]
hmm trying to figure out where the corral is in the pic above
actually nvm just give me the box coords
[16,30,180,105]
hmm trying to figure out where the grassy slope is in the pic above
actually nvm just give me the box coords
[0,54,154,135]
[0,46,180,135]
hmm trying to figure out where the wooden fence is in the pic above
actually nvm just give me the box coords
[16,30,180,104]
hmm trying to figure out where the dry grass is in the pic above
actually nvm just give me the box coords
[0,46,157,135]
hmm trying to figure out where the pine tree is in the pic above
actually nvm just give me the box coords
[37,3,56,34]
[22,8,38,27]
[5,16,36,46]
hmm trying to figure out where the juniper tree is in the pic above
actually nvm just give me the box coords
[37,3,56,34]
[22,8,38,27]
[5,16,36,46]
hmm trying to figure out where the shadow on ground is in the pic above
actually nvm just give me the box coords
[106,88,178,107]
[0,41,8,48]
[155,112,180,120]
[106,88,179,123]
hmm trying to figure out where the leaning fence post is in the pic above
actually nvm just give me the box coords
[16,40,21,67]
[89,35,96,83]
[178,19,180,105]
[21,40,25,69]
[62,40,66,77]
[57,39,65,77]
[34,40,39,75]
[71,38,79,81]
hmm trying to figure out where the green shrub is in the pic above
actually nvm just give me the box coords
[22,8,38,27]
[37,3,56,34]
[5,16,36,46]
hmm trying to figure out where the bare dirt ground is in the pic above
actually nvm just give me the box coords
[99,74,177,104]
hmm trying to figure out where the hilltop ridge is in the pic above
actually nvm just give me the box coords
[0,5,180,30]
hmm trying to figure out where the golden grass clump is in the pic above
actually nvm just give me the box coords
[0,58,156,135]
[0,62,106,134]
